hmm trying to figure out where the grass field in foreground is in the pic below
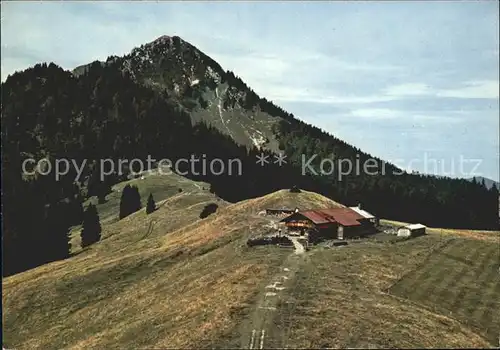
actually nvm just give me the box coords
[388,238,500,345]
[266,235,495,348]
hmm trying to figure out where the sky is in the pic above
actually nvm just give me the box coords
[2,1,499,181]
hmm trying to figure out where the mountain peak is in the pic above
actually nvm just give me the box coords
[147,35,186,47]
[155,34,172,41]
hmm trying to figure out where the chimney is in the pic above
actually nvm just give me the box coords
[358,203,362,210]
[295,207,299,213]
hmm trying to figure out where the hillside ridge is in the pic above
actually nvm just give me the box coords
[3,178,498,348]
[2,35,498,281]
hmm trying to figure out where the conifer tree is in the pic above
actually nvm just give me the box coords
[146,193,156,214]
[130,185,142,213]
[75,200,85,225]
[81,203,102,248]
[97,185,110,204]
[44,201,72,262]
[481,178,487,189]
[119,184,142,219]
[490,182,498,195]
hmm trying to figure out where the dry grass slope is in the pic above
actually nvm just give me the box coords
[228,188,344,214]
[3,182,499,349]
[389,238,500,344]
[269,235,496,348]
[3,186,335,349]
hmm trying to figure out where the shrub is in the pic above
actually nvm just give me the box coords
[200,203,218,219]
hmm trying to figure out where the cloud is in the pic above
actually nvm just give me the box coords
[260,87,396,105]
[349,108,400,119]
[384,83,432,97]
[345,108,469,125]
[436,80,499,99]
[257,80,498,108]
[384,81,499,99]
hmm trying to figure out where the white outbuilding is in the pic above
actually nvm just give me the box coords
[397,223,426,237]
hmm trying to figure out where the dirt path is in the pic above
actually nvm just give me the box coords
[289,236,305,254]
[239,237,307,349]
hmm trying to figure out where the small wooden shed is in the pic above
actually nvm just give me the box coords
[397,223,426,237]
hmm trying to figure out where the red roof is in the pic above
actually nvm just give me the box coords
[291,208,365,227]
